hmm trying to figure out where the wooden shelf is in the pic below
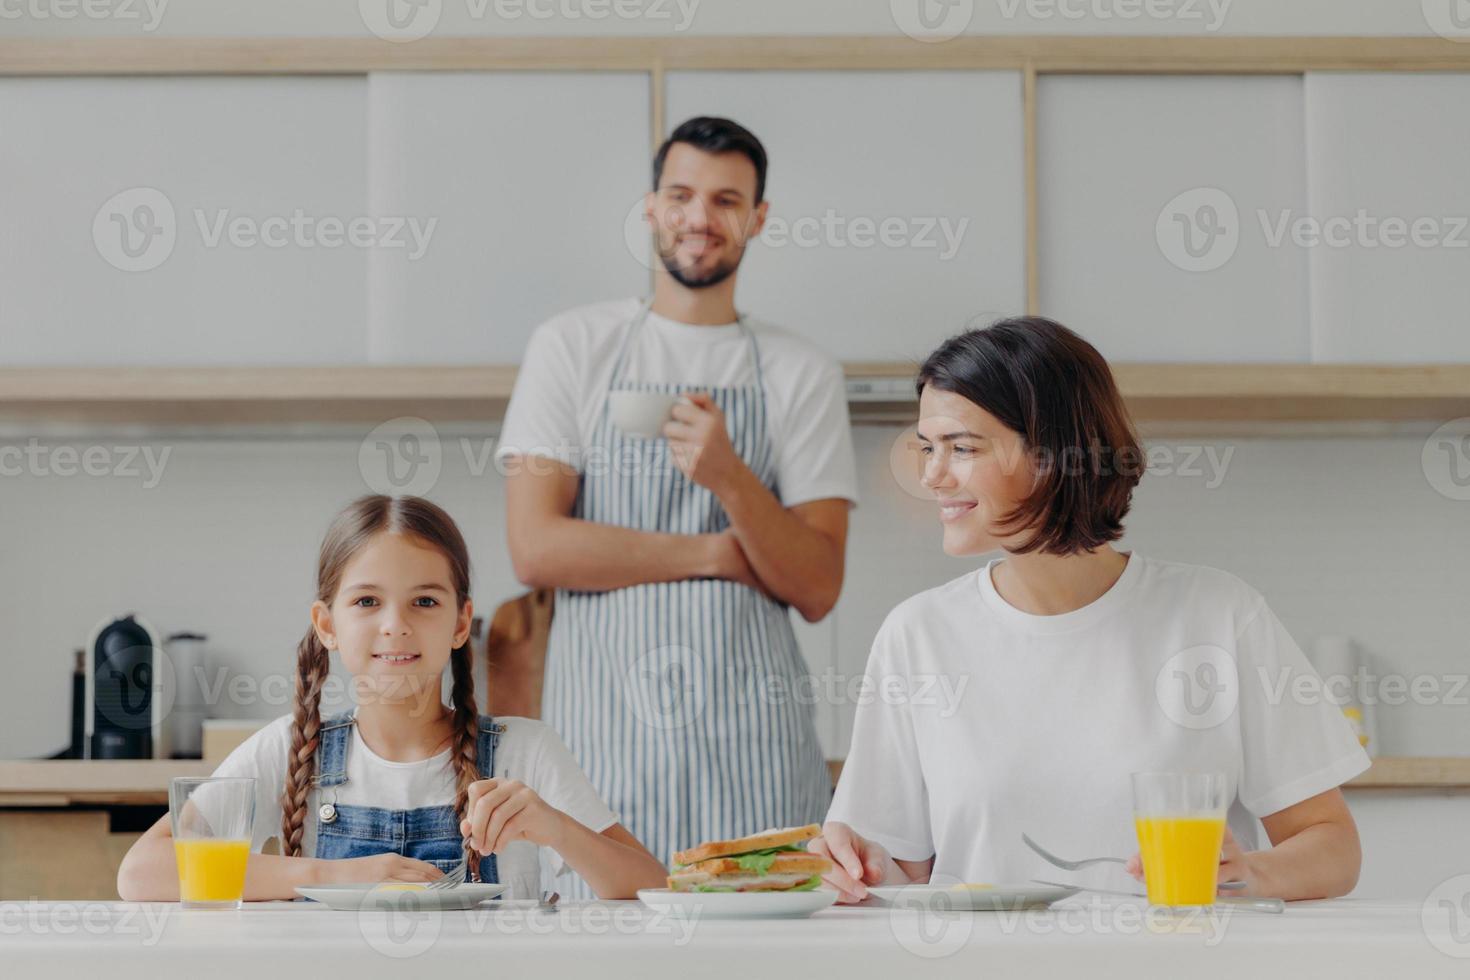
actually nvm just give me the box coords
[1343,756,1470,790]
[0,760,215,807]
[5,36,1470,76]
[3,364,1469,429]
[824,757,1470,792]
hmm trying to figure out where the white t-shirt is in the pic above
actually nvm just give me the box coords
[209,714,618,900]
[496,298,859,509]
[826,552,1371,890]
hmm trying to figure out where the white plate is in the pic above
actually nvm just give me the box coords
[637,888,838,919]
[866,882,1079,911]
[294,882,507,911]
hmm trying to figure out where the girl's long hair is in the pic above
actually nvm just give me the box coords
[280,495,481,877]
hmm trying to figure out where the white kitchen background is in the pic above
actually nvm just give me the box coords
[3,0,1469,899]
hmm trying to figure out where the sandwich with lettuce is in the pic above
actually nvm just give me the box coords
[667,824,832,893]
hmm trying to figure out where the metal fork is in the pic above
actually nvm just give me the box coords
[427,856,469,890]
[1022,833,1247,890]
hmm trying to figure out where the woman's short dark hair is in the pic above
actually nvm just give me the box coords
[654,116,768,204]
[916,316,1145,557]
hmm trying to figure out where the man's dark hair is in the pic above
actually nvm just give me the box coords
[916,316,1146,557]
[653,116,768,204]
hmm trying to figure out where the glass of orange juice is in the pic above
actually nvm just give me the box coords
[1130,771,1228,909]
[169,776,255,910]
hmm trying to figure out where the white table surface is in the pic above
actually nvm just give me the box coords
[3,895,1466,979]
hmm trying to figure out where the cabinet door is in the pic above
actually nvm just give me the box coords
[0,77,368,365]
[666,70,1026,363]
[1038,75,1309,362]
[366,71,652,364]
[1304,73,1470,362]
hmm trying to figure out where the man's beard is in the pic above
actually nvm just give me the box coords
[656,237,746,290]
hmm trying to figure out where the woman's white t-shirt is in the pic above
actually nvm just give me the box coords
[210,714,618,900]
[495,298,860,509]
[826,552,1371,890]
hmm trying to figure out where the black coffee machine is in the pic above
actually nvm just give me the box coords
[85,614,167,759]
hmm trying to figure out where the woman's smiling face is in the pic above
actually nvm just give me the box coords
[916,386,1038,557]
[311,531,473,707]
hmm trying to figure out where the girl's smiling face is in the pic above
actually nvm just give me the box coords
[917,386,1039,557]
[310,531,473,706]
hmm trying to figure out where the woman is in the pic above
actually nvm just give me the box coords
[813,317,1368,903]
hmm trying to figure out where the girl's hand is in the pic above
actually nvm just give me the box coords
[808,821,896,903]
[321,852,445,885]
[1125,825,1260,895]
[460,778,568,855]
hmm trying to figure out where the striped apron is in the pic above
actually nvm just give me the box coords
[541,300,831,889]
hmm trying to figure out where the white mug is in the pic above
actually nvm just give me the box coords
[609,391,686,439]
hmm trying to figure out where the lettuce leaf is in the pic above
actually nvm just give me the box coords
[729,844,807,876]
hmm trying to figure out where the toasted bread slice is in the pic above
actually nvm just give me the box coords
[672,824,822,866]
[667,870,820,892]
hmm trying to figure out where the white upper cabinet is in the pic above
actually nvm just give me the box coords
[366,72,652,364]
[1304,73,1470,363]
[665,71,1027,365]
[0,77,368,365]
[1037,75,1309,363]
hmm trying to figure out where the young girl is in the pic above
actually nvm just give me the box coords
[117,495,666,901]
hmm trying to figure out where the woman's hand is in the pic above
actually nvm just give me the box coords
[460,778,569,856]
[808,821,903,903]
[320,852,446,885]
[1125,825,1260,895]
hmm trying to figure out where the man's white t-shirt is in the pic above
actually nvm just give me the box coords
[210,715,618,900]
[826,552,1371,890]
[496,298,859,509]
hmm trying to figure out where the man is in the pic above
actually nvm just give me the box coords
[496,117,858,882]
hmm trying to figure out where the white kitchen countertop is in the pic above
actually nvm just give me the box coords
[3,895,1466,979]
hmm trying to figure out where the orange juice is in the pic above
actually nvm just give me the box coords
[1133,815,1225,906]
[175,838,250,904]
